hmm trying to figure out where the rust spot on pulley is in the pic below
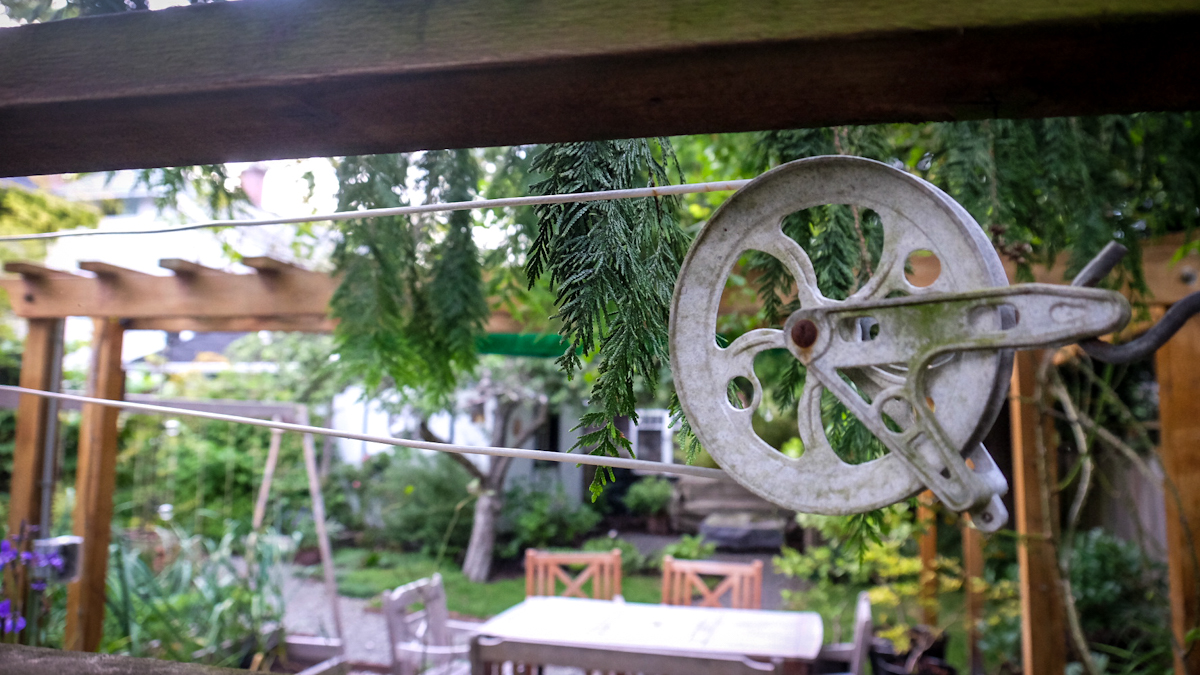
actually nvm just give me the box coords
[791,319,818,348]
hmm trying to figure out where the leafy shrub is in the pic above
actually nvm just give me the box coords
[622,477,673,517]
[583,536,648,575]
[773,505,971,652]
[500,481,601,558]
[102,526,297,667]
[368,451,476,558]
[1067,529,1171,673]
[658,534,716,563]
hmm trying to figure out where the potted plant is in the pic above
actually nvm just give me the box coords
[623,477,674,534]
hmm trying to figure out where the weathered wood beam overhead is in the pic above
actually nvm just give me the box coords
[3,261,80,279]
[241,256,311,275]
[2,235,1194,325]
[0,267,336,318]
[123,315,336,333]
[1,0,1199,177]
[158,258,221,277]
[78,261,152,279]
[122,310,527,334]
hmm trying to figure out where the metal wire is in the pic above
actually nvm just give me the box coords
[0,180,751,243]
[0,385,727,481]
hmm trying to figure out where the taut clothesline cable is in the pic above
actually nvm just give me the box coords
[0,384,727,481]
[0,179,752,243]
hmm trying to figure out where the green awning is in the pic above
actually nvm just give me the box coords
[476,333,571,358]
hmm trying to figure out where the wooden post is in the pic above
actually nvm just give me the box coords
[64,318,124,652]
[299,407,345,647]
[917,490,939,626]
[1009,351,1066,674]
[251,420,284,531]
[962,521,986,675]
[6,319,63,537]
[1154,316,1200,674]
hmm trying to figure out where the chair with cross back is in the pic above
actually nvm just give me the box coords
[660,556,763,609]
[524,548,623,600]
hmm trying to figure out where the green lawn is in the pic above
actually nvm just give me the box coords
[323,548,662,618]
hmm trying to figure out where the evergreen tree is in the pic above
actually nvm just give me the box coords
[524,139,689,498]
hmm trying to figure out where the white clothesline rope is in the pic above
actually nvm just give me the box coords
[0,385,728,481]
[0,179,752,243]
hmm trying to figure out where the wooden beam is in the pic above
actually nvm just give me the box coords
[159,258,221,277]
[64,318,124,653]
[6,319,62,537]
[77,261,152,279]
[251,422,284,530]
[242,256,310,275]
[3,262,80,280]
[1,0,1198,176]
[917,490,939,626]
[5,320,60,643]
[1009,351,1067,675]
[1154,316,1200,674]
[0,269,335,319]
[962,522,986,675]
[122,315,335,333]
[298,407,345,648]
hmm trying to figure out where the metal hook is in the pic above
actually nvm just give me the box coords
[1073,241,1200,364]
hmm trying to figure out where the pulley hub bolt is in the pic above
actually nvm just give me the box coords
[791,319,818,348]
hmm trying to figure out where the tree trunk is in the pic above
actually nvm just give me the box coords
[462,487,502,582]
[460,401,549,582]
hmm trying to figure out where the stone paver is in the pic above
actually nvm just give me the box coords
[282,572,391,667]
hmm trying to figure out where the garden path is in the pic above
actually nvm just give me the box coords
[282,572,392,666]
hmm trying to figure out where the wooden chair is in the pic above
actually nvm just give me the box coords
[815,591,874,675]
[383,573,479,675]
[525,548,622,600]
[471,635,779,675]
[660,556,763,609]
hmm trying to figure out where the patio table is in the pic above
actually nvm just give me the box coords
[475,596,823,672]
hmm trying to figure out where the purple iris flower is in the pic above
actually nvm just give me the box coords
[0,539,15,569]
[30,580,46,592]
[0,599,25,634]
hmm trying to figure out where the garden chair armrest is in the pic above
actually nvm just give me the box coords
[394,641,471,658]
[444,619,482,634]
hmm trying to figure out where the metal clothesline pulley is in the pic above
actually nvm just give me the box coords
[670,156,1131,532]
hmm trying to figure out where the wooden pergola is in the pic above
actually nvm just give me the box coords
[2,1,1200,673]
[0,256,529,651]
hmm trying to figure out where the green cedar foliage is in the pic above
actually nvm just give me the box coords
[524,139,690,499]
[330,150,489,408]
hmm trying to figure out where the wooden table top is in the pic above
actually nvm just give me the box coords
[477,596,824,661]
